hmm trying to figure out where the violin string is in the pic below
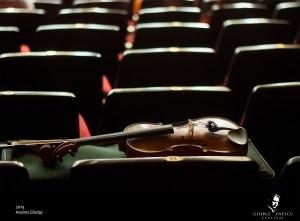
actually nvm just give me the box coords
[173,121,209,129]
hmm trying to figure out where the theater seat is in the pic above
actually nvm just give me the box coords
[225,44,300,117]
[133,22,212,48]
[278,156,300,211]
[68,155,272,213]
[0,8,46,44]
[137,6,201,23]
[215,18,296,77]
[99,86,238,133]
[141,0,195,8]
[57,8,128,35]
[72,0,131,11]
[273,2,300,30]
[33,23,122,84]
[116,47,219,87]
[34,0,62,23]
[241,82,300,174]
[0,27,20,54]
[0,161,29,194]
[209,3,271,42]
[0,91,79,141]
[0,51,102,135]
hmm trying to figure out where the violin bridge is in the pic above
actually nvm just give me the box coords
[188,119,194,139]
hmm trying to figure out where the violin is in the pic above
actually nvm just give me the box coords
[122,117,248,157]
[0,117,248,166]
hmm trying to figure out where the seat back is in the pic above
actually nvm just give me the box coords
[278,156,300,210]
[0,8,46,44]
[225,44,300,116]
[210,3,271,42]
[0,91,79,141]
[57,8,128,34]
[99,86,237,133]
[141,0,195,8]
[216,18,296,76]
[72,0,131,11]
[69,156,268,209]
[242,82,300,173]
[134,22,212,48]
[273,2,300,30]
[137,6,201,23]
[0,161,29,194]
[34,0,63,23]
[32,24,122,83]
[0,27,20,54]
[117,47,220,87]
[0,52,102,134]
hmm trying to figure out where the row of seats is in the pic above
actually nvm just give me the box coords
[0,18,297,83]
[0,1,299,42]
[0,81,299,175]
[0,43,298,133]
[2,154,298,213]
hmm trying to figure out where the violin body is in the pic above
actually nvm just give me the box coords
[122,117,248,157]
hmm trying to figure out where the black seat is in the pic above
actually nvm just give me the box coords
[99,86,238,133]
[72,0,132,11]
[209,3,271,42]
[57,8,128,35]
[278,156,300,211]
[32,24,122,84]
[215,18,296,78]
[0,161,29,194]
[0,8,46,44]
[273,2,300,30]
[34,0,63,23]
[116,47,220,87]
[0,27,20,54]
[0,51,102,135]
[0,91,79,141]
[225,44,300,117]
[69,156,269,213]
[141,0,195,8]
[137,6,201,23]
[133,22,212,48]
[241,82,300,174]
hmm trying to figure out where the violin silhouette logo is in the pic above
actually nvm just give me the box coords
[267,194,280,213]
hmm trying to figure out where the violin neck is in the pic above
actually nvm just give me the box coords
[74,125,174,146]
[0,125,174,149]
